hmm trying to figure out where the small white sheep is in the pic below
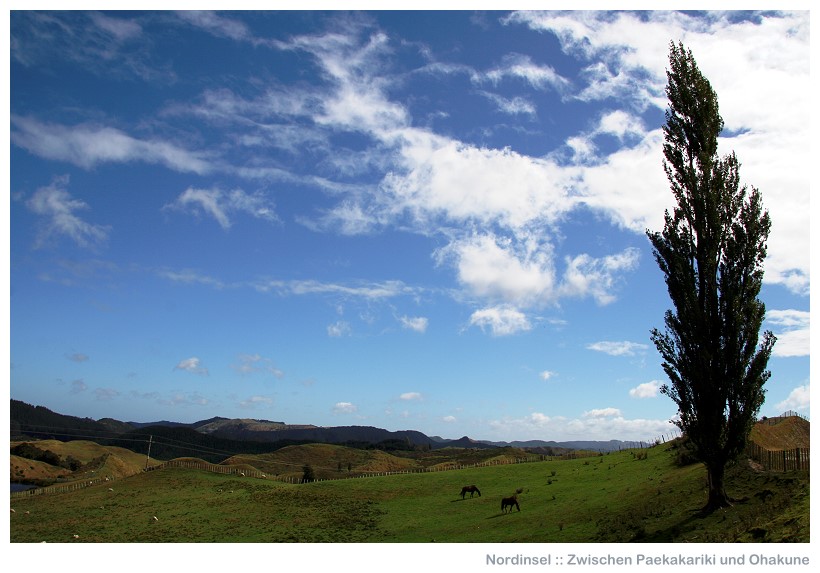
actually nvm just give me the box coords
[152,516,158,521]
[10,508,15,513]
[73,534,79,539]
[108,487,114,492]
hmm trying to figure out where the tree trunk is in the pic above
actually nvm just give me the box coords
[704,461,732,512]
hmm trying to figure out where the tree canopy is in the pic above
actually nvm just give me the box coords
[647,42,776,511]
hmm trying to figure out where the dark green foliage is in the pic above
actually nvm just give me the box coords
[10,399,112,441]
[11,443,62,466]
[669,436,699,467]
[63,455,83,471]
[302,464,316,482]
[647,42,776,511]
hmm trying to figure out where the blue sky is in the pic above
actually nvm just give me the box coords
[7,9,811,442]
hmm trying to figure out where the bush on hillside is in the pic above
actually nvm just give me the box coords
[668,435,699,466]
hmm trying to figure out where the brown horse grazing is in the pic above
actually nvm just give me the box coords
[501,495,520,513]
[460,485,481,499]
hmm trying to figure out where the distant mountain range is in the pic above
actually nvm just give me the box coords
[10,399,633,456]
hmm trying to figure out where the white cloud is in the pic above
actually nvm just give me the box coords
[478,91,536,117]
[159,268,225,289]
[333,401,358,414]
[25,175,110,249]
[400,392,423,401]
[70,379,88,394]
[90,12,142,42]
[559,248,640,304]
[766,310,810,358]
[232,354,284,378]
[506,11,810,294]
[482,53,571,94]
[327,321,351,337]
[629,380,661,399]
[166,393,209,406]
[442,415,456,423]
[176,11,253,42]
[489,410,674,442]
[468,306,531,336]
[11,115,213,174]
[539,370,556,382]
[587,340,648,357]
[256,279,415,301]
[173,357,209,376]
[583,407,622,418]
[94,388,120,401]
[775,385,809,414]
[239,395,274,409]
[164,187,278,230]
[399,316,429,333]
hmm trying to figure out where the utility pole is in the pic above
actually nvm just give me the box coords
[145,435,153,470]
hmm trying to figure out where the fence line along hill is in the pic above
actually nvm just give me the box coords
[750,414,810,451]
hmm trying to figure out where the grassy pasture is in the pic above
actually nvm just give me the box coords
[9,442,808,543]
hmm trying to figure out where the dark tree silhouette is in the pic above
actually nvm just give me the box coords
[647,42,776,512]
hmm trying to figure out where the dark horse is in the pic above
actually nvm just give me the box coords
[501,495,520,513]
[460,485,481,499]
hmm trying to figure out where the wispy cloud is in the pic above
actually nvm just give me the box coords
[399,316,428,333]
[333,401,358,414]
[239,395,274,409]
[477,91,537,117]
[587,340,648,357]
[539,370,556,382]
[70,379,88,394]
[174,357,209,376]
[11,116,213,174]
[481,53,571,94]
[327,321,351,338]
[399,392,423,401]
[163,187,278,230]
[11,11,171,82]
[232,354,284,378]
[66,353,90,362]
[25,175,110,249]
[256,279,417,301]
[158,269,225,289]
[94,387,120,401]
[176,11,254,43]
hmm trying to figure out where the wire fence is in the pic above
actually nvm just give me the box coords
[746,443,810,472]
[11,414,808,498]
[11,450,606,496]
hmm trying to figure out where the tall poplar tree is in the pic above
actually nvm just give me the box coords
[647,42,776,511]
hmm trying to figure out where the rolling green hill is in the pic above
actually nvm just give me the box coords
[9,441,808,543]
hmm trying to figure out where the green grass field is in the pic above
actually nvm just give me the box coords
[9,442,809,543]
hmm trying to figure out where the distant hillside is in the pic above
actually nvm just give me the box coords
[477,438,631,452]
[10,438,163,485]
[203,422,436,448]
[750,416,810,450]
[103,425,303,463]
[10,400,112,441]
